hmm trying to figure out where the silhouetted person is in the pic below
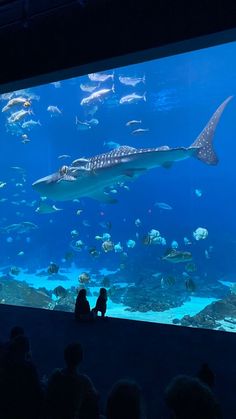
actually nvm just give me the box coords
[106,379,145,419]
[45,342,98,419]
[92,287,107,318]
[0,334,43,419]
[9,325,25,340]
[75,288,94,321]
[0,325,25,366]
[165,375,222,419]
[197,363,215,389]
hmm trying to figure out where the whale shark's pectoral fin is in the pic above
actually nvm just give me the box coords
[89,190,118,204]
[124,168,147,178]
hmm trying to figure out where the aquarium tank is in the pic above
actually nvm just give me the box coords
[0,39,236,333]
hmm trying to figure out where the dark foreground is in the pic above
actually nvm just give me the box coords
[0,303,236,418]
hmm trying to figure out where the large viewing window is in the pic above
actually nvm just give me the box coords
[0,39,235,332]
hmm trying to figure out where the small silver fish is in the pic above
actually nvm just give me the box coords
[131,128,149,135]
[8,109,32,123]
[155,202,173,210]
[76,118,99,130]
[22,138,31,144]
[47,105,62,115]
[80,83,100,92]
[87,118,99,126]
[75,117,91,130]
[58,155,71,160]
[22,119,41,130]
[81,86,115,106]
[126,120,142,127]
[119,75,145,86]
[88,72,114,82]
[2,97,29,112]
[10,166,25,172]
[119,92,146,105]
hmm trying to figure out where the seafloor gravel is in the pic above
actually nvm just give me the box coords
[180,293,236,330]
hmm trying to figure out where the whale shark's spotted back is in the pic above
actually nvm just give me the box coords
[76,145,172,171]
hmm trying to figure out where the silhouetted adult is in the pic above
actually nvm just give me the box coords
[165,375,223,419]
[45,342,98,419]
[75,288,94,321]
[92,287,107,318]
[9,325,25,340]
[106,379,145,419]
[0,334,43,419]
[0,325,25,366]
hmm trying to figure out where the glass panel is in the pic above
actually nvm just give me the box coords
[0,40,235,332]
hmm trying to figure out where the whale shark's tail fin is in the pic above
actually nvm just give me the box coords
[191,96,233,165]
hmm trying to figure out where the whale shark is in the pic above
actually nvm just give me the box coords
[32,96,232,203]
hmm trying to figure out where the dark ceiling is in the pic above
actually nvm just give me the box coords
[0,0,236,91]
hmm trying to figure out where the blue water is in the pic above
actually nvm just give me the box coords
[0,40,236,330]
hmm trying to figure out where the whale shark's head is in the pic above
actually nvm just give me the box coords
[32,172,63,197]
[32,164,89,201]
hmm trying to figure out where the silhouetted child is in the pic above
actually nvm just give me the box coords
[75,289,93,321]
[92,288,107,318]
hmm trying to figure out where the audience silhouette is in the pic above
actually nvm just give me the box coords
[45,342,98,419]
[0,325,224,419]
[106,379,145,419]
[0,325,25,367]
[0,333,43,419]
[165,374,223,419]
